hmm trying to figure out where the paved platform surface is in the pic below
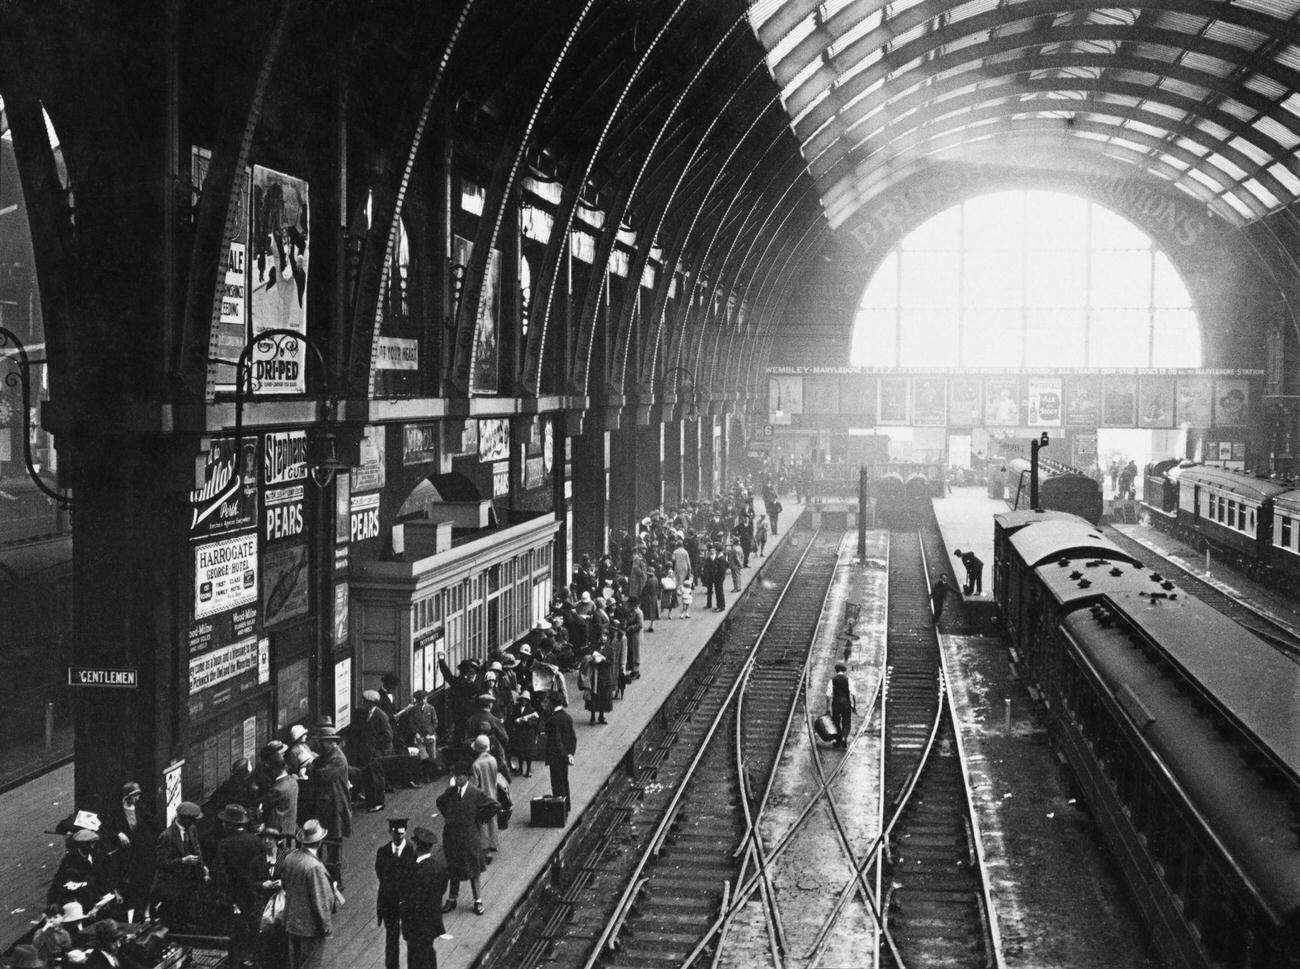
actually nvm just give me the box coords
[931,485,1004,601]
[0,501,808,969]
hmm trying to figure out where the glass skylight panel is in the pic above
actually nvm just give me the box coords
[768,12,818,69]
[828,11,881,57]
[1267,161,1300,194]
[1191,117,1234,142]
[1274,43,1300,71]
[1220,190,1256,218]
[1228,135,1273,166]
[1240,178,1280,208]
[781,57,827,105]
[1281,91,1300,118]
[1186,165,1225,191]
[891,21,931,51]
[823,0,861,19]
[748,0,787,32]
[1253,116,1300,150]
[1216,100,1259,125]
[1200,20,1268,50]
[1235,0,1300,16]
[1203,151,1247,181]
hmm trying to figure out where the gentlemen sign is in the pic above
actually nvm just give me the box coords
[67,666,138,688]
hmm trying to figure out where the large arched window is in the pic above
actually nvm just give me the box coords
[851,191,1201,369]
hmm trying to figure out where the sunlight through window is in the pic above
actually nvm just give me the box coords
[851,190,1201,368]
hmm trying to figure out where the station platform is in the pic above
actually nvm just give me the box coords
[931,485,1004,616]
[0,501,808,969]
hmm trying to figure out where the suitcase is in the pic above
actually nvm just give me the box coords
[814,714,839,743]
[530,795,568,828]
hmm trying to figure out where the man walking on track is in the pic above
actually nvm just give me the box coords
[954,548,984,595]
[825,662,858,749]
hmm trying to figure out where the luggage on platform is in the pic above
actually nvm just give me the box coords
[530,795,568,828]
[813,714,839,744]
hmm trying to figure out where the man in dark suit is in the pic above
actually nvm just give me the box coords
[152,801,208,929]
[355,690,393,812]
[374,818,417,969]
[213,804,262,969]
[401,827,448,969]
[545,700,578,810]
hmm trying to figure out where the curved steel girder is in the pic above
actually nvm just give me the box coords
[834,127,1243,230]
[818,80,1292,211]
[179,0,299,398]
[806,45,1300,183]
[688,173,814,395]
[448,0,601,395]
[583,10,752,393]
[347,1,479,397]
[523,0,694,398]
[770,0,1300,119]
[824,102,1268,228]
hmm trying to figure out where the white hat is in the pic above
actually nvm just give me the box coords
[534,619,552,630]
[519,644,533,656]
[489,661,503,672]
[289,724,308,742]
[580,591,592,603]
[362,689,381,703]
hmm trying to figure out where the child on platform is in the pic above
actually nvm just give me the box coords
[679,579,694,619]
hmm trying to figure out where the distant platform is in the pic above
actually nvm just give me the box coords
[931,485,1005,611]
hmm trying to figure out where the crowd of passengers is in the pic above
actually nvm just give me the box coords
[20,473,792,969]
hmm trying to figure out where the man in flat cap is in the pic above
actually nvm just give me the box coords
[355,689,393,813]
[307,726,352,873]
[280,820,338,969]
[825,662,858,750]
[400,827,448,969]
[151,801,207,929]
[375,818,417,969]
[47,828,114,915]
[214,804,262,969]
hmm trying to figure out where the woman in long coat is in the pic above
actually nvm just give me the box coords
[640,569,661,632]
[434,759,499,916]
[468,736,500,853]
[578,649,616,724]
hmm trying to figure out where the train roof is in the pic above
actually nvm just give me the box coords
[1176,465,1292,501]
[1273,489,1300,515]
[1009,519,1140,569]
[993,509,1087,534]
[1034,555,1157,608]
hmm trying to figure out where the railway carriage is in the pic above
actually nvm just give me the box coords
[992,509,1089,609]
[904,472,931,517]
[1005,457,1104,524]
[1142,458,1192,518]
[1174,466,1288,571]
[1272,489,1300,573]
[875,472,906,525]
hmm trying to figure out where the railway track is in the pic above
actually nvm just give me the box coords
[879,527,999,969]
[484,525,843,969]
[1102,524,1300,659]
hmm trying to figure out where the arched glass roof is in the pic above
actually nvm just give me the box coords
[747,0,1300,228]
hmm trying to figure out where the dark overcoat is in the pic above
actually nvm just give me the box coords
[433,783,498,880]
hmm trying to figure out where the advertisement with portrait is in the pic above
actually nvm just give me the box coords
[984,378,1020,426]
[912,376,946,426]
[1101,376,1137,426]
[350,425,386,493]
[1175,377,1212,427]
[478,418,510,462]
[1138,376,1176,428]
[1063,377,1100,426]
[249,166,309,395]
[190,437,257,540]
[768,375,804,417]
[1213,378,1249,426]
[470,249,502,395]
[1026,378,1062,427]
[948,378,981,426]
[878,376,909,424]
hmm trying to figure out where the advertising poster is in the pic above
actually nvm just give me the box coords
[350,425,386,492]
[984,378,1020,426]
[193,147,249,394]
[1138,376,1175,428]
[194,533,258,620]
[912,376,946,425]
[1175,377,1212,426]
[838,373,876,421]
[470,249,502,395]
[188,635,259,695]
[478,418,510,462]
[249,166,310,395]
[334,658,352,730]
[1214,378,1249,426]
[376,337,419,370]
[1027,378,1062,426]
[349,492,380,544]
[492,461,510,497]
[1063,377,1100,426]
[190,438,257,539]
[1072,431,1098,469]
[334,473,350,545]
[1101,376,1137,426]
[276,657,310,729]
[164,760,184,827]
[542,420,554,473]
[263,484,305,544]
[334,582,349,645]
[948,378,981,425]
[262,543,309,627]
[525,456,547,489]
[804,375,841,415]
[878,376,909,424]
[768,375,804,416]
[403,423,439,465]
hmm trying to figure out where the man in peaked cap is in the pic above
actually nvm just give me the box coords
[400,826,448,969]
[374,818,417,969]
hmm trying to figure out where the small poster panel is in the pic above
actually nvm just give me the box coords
[412,646,425,694]
[804,375,841,415]
[1175,377,1212,426]
[524,456,547,489]
[164,760,184,827]
[376,337,419,370]
[912,376,946,426]
[262,543,309,627]
[263,430,308,486]
[1214,378,1249,426]
[349,492,380,544]
[263,485,305,544]
[335,474,350,544]
[543,420,554,473]
[948,378,981,425]
[1102,376,1137,426]
[403,423,439,465]
[1218,441,1233,460]
[1072,431,1098,468]
[478,418,510,462]
[492,461,510,497]
[350,425,386,492]
[188,636,259,694]
[333,582,349,645]
[190,438,257,539]
[243,715,258,761]
[257,637,270,686]
[839,374,876,422]
[1027,378,1062,426]
[1138,376,1175,427]
[470,249,502,395]
[769,375,804,416]
[878,376,909,424]
[984,378,1020,425]
[194,533,258,620]
[249,166,310,395]
[1063,377,1100,426]
[334,657,352,730]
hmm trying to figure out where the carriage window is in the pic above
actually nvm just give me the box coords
[1284,516,1294,550]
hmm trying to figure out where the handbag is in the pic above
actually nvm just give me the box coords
[660,576,677,591]
[260,888,286,931]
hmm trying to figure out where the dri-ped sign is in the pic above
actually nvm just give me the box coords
[68,666,138,688]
